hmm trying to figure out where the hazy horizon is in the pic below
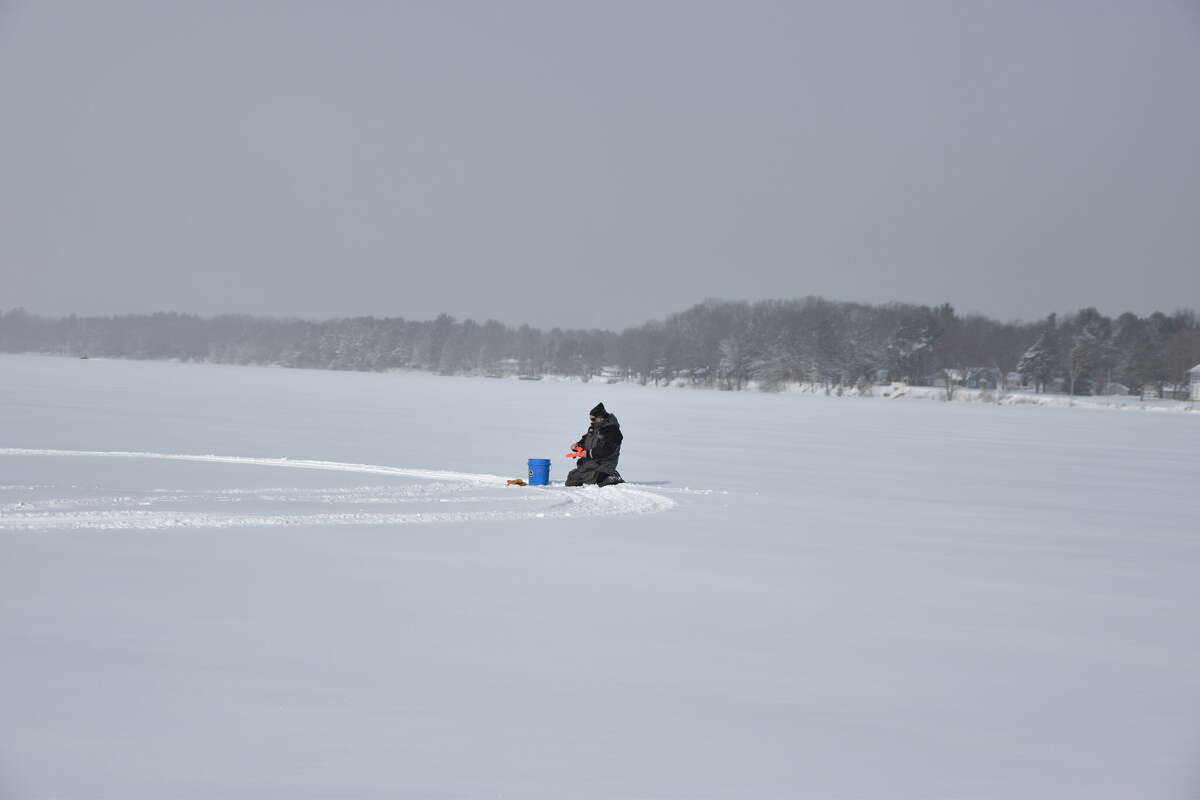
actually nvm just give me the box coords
[3,1,1198,330]
[6,292,1199,333]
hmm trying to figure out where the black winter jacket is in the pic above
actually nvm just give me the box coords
[575,414,623,469]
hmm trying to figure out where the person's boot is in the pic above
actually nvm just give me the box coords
[597,472,624,487]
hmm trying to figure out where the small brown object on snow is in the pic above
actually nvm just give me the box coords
[506,478,527,486]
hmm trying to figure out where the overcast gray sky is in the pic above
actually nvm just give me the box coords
[2,1,1197,330]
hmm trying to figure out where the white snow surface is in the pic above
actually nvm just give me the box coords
[0,448,672,530]
[1,354,1198,799]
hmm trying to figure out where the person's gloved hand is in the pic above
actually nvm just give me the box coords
[566,444,586,459]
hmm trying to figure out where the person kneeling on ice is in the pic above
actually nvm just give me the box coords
[565,403,624,487]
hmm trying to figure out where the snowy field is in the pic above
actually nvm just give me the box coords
[760,380,1198,414]
[2,354,1198,799]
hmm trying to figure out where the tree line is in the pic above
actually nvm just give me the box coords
[2,298,1198,396]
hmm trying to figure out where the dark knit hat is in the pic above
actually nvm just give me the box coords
[589,402,608,419]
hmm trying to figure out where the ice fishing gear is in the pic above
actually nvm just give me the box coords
[566,444,586,459]
[527,458,551,485]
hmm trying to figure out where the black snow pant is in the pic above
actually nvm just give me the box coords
[565,458,623,487]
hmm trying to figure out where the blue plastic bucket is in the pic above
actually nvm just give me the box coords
[527,458,551,486]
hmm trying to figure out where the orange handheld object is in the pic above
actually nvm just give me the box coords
[566,445,586,458]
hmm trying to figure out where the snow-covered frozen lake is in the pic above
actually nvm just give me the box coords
[2,354,1198,799]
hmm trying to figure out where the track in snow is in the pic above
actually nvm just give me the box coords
[0,448,675,531]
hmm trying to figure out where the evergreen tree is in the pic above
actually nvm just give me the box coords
[1017,323,1059,393]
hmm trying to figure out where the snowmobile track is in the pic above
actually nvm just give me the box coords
[0,448,675,531]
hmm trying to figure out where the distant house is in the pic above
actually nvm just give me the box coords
[926,369,964,388]
[926,367,1001,389]
[965,368,1002,389]
[488,358,521,377]
[1189,364,1200,401]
